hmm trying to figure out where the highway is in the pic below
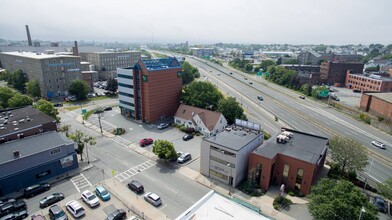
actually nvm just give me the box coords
[182,55,392,184]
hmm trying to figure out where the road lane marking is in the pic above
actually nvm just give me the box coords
[114,160,156,183]
[70,173,92,192]
[165,186,177,194]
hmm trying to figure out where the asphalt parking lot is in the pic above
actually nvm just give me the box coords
[328,86,362,108]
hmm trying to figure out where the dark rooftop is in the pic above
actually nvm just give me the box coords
[140,57,181,71]
[253,128,328,164]
[0,131,73,165]
[0,106,56,138]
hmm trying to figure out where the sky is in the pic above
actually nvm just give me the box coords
[1,0,391,45]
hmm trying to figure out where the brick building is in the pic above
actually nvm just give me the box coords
[118,58,183,123]
[320,61,364,86]
[360,92,392,122]
[248,128,328,195]
[345,72,392,92]
[282,64,321,85]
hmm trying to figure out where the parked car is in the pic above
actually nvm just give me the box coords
[0,200,26,217]
[170,151,183,162]
[144,192,162,207]
[0,209,28,220]
[31,214,47,220]
[104,107,112,111]
[39,193,64,208]
[249,82,253,85]
[81,190,100,207]
[177,152,192,164]
[95,186,110,201]
[229,72,233,75]
[67,96,77,101]
[371,141,386,149]
[128,181,144,194]
[65,200,85,218]
[373,196,387,213]
[105,209,126,220]
[157,123,169,130]
[94,109,104,114]
[0,199,15,207]
[48,204,67,220]
[257,96,263,101]
[299,96,305,99]
[139,138,154,147]
[244,77,247,80]
[182,134,193,141]
[24,183,50,198]
[53,103,63,107]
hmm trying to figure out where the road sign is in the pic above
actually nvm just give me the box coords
[318,89,329,97]
[82,109,87,115]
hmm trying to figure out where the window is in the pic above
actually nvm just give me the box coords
[210,156,235,168]
[50,147,61,155]
[295,169,304,190]
[282,164,289,185]
[210,169,228,181]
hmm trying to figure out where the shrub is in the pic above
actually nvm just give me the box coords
[378,116,384,122]
[288,191,295,196]
[273,196,293,211]
[179,125,186,132]
[264,132,271,140]
[112,127,125,135]
[347,171,357,181]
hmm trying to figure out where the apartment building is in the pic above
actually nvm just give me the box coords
[320,61,364,86]
[345,72,392,92]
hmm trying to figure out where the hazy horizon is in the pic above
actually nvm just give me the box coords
[1,0,391,45]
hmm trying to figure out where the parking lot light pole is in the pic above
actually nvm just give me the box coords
[98,113,103,134]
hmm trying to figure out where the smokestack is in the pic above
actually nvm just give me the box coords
[25,25,32,46]
[73,41,79,56]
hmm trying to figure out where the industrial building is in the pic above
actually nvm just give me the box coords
[200,120,263,187]
[190,48,214,58]
[248,128,328,195]
[360,92,392,122]
[118,57,183,122]
[320,61,364,86]
[0,131,78,196]
[345,72,392,92]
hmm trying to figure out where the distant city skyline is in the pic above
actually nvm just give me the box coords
[0,0,391,45]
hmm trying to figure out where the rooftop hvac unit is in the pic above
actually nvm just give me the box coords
[13,150,20,158]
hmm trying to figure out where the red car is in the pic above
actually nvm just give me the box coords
[139,138,154,147]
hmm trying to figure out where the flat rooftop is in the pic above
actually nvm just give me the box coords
[0,131,73,165]
[365,92,392,103]
[0,51,79,59]
[140,57,181,71]
[253,128,328,164]
[350,73,392,82]
[0,106,56,138]
[204,126,262,151]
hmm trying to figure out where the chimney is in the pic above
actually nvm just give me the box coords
[25,25,33,46]
[73,41,79,56]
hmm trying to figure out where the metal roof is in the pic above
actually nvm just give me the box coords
[140,57,181,71]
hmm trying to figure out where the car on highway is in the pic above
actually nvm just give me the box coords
[177,152,192,164]
[95,186,110,201]
[105,209,126,220]
[249,82,253,85]
[48,204,67,220]
[139,138,154,147]
[66,200,85,218]
[81,190,100,207]
[229,72,233,75]
[94,109,104,114]
[182,134,193,141]
[299,95,305,99]
[371,141,386,149]
[244,77,248,80]
[373,196,387,213]
[144,192,162,207]
[257,96,263,101]
[128,180,144,194]
[0,209,28,220]
[39,193,64,208]
[157,123,169,130]
[24,183,50,198]
[0,200,27,217]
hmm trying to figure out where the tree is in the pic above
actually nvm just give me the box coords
[25,79,41,98]
[308,178,377,220]
[67,130,88,161]
[58,124,71,137]
[245,63,253,72]
[283,59,299,64]
[33,99,60,122]
[387,44,392,51]
[82,135,96,164]
[7,94,33,108]
[182,61,199,85]
[378,178,392,200]
[152,140,177,162]
[217,97,246,125]
[106,78,118,93]
[11,70,28,92]
[69,80,89,100]
[0,86,15,109]
[0,70,12,82]
[260,60,275,72]
[329,136,368,175]
[181,81,223,111]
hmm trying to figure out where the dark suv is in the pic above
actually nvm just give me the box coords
[24,183,50,198]
[105,209,126,220]
[127,180,144,194]
[0,200,27,217]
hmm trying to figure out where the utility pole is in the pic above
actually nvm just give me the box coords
[98,113,103,134]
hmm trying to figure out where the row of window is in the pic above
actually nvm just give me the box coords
[209,169,228,181]
[119,91,134,98]
[210,155,236,168]
[118,83,134,89]
[348,76,381,85]
[119,100,134,107]
[117,74,133,79]
[210,146,236,158]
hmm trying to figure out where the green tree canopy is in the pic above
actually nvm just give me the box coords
[245,63,253,72]
[259,60,276,72]
[69,80,89,100]
[378,177,392,200]
[33,99,60,122]
[217,97,246,125]
[329,136,368,175]
[67,130,95,161]
[152,140,177,162]
[11,70,28,91]
[7,94,33,108]
[308,178,377,220]
[182,61,200,84]
[106,78,118,93]
[26,79,41,98]
[0,70,12,82]
[0,86,15,109]
[181,81,223,111]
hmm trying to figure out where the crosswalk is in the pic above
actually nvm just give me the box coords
[66,111,79,118]
[70,173,92,192]
[114,160,156,183]
[112,136,133,147]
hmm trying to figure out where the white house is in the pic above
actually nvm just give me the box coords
[174,104,227,137]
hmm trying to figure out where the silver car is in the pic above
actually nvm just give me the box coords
[371,141,385,149]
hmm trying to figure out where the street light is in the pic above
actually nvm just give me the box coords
[358,207,366,220]
[363,157,374,191]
